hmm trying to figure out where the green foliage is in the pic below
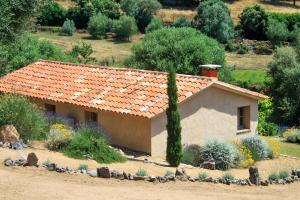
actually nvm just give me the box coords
[47,124,73,151]
[61,19,76,36]
[0,94,47,141]
[286,129,300,143]
[70,42,95,64]
[64,126,126,163]
[200,139,239,170]
[236,44,249,54]
[113,15,138,40]
[269,12,300,32]
[159,0,199,6]
[78,164,89,171]
[198,172,208,181]
[0,33,76,77]
[87,13,110,38]
[258,99,279,136]
[165,170,174,176]
[37,0,67,26]
[136,169,148,176]
[92,0,121,19]
[121,0,161,32]
[268,172,279,181]
[222,173,234,182]
[195,0,234,43]
[239,5,268,40]
[278,170,289,179]
[182,144,202,166]
[267,19,289,45]
[241,136,270,161]
[130,27,225,75]
[66,1,94,29]
[172,17,191,28]
[0,0,39,41]
[166,65,182,167]
[267,47,300,126]
[145,17,164,33]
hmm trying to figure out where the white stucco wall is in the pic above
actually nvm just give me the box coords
[150,86,259,157]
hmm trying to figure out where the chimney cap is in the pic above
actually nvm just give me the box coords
[199,64,222,69]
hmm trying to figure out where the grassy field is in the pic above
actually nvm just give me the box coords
[264,136,300,159]
[233,69,267,84]
[34,31,138,63]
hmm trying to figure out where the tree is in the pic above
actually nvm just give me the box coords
[61,19,76,36]
[92,0,121,19]
[267,47,300,126]
[129,27,225,75]
[266,19,289,46]
[121,0,161,32]
[166,64,182,167]
[87,13,111,38]
[239,5,268,40]
[37,0,67,26]
[113,15,138,40]
[195,0,234,43]
[145,17,164,33]
[69,42,96,63]
[0,0,39,41]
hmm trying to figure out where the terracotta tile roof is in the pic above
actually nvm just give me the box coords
[0,60,267,118]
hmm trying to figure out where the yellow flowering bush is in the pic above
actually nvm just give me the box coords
[238,144,254,168]
[282,128,297,138]
[264,137,281,158]
[47,123,72,150]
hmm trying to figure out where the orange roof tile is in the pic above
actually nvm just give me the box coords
[0,60,267,118]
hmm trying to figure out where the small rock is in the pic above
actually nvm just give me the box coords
[14,159,26,166]
[128,173,134,180]
[202,159,216,170]
[157,176,168,183]
[292,169,300,178]
[133,176,148,181]
[111,170,118,178]
[175,168,186,176]
[10,142,23,150]
[0,141,3,147]
[166,175,176,181]
[88,170,97,177]
[260,180,269,186]
[47,163,57,171]
[123,171,128,180]
[189,177,196,182]
[56,166,66,173]
[204,177,213,183]
[148,176,157,182]
[97,167,111,178]
[4,158,14,166]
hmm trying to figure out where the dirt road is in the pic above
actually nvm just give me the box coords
[0,166,299,200]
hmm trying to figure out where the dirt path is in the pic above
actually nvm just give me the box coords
[0,166,299,200]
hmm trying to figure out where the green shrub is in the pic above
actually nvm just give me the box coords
[269,12,300,32]
[236,44,249,54]
[130,27,225,75]
[37,0,66,26]
[92,0,121,19]
[47,124,73,150]
[278,170,289,179]
[136,169,148,176]
[113,15,138,40]
[0,94,47,141]
[258,99,279,136]
[286,129,300,143]
[200,139,239,170]
[145,17,164,33]
[69,42,95,64]
[64,126,126,163]
[182,144,202,166]
[195,0,234,43]
[225,40,237,52]
[172,16,191,28]
[78,164,89,171]
[61,19,76,36]
[121,0,161,32]
[165,170,174,176]
[241,136,270,161]
[268,172,279,181]
[65,1,94,29]
[267,19,289,45]
[198,172,208,181]
[239,5,268,40]
[87,13,110,38]
[222,173,234,182]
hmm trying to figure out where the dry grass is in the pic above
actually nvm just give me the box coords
[226,52,273,70]
[55,0,75,9]
[34,31,139,62]
[157,9,196,24]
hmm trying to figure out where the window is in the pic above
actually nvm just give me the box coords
[45,104,56,113]
[85,111,98,123]
[237,106,250,130]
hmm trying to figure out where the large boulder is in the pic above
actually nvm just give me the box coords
[249,166,260,185]
[0,125,20,143]
[97,167,111,178]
